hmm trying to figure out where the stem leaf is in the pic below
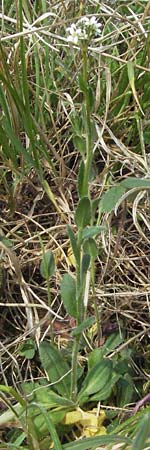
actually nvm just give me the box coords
[78,359,113,402]
[40,250,55,279]
[61,273,77,318]
[78,160,85,198]
[71,316,95,337]
[73,135,86,156]
[83,238,98,259]
[39,341,71,397]
[99,185,125,213]
[82,225,106,240]
[67,226,80,265]
[75,197,91,229]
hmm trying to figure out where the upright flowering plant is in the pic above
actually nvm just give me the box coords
[67,16,102,197]
[62,17,104,401]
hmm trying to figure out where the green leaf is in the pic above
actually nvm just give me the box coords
[34,404,63,450]
[39,342,71,397]
[35,388,74,408]
[117,374,135,407]
[99,185,125,213]
[67,226,80,265]
[61,273,77,318]
[71,317,95,337]
[121,177,150,189]
[78,160,85,198]
[78,359,113,402]
[82,226,106,241]
[73,135,86,156]
[57,434,131,450]
[75,197,91,229]
[33,407,66,437]
[83,237,98,259]
[87,86,94,112]
[0,385,25,407]
[70,111,82,135]
[81,254,90,276]
[90,371,121,401]
[40,250,55,279]
[18,339,36,359]
[78,74,87,93]
[88,333,123,369]
[131,412,150,450]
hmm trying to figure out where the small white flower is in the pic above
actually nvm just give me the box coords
[66,16,102,45]
[67,24,80,45]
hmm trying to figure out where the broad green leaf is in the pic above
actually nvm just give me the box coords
[40,250,55,279]
[83,238,98,259]
[18,339,36,359]
[61,273,77,318]
[78,160,85,198]
[75,197,91,229]
[78,359,112,403]
[87,86,94,112]
[67,225,80,264]
[81,254,90,276]
[131,412,150,450]
[70,111,82,135]
[35,388,74,408]
[90,372,121,402]
[82,226,106,241]
[99,185,125,213]
[33,407,66,436]
[121,177,150,189]
[73,135,86,156]
[34,404,63,449]
[39,342,71,397]
[89,385,112,403]
[78,73,87,93]
[88,333,124,370]
[117,374,135,407]
[71,317,95,337]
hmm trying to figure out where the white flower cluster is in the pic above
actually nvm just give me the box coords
[67,16,102,45]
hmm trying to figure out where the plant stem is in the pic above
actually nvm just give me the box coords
[82,47,92,197]
[71,335,80,402]
[71,46,93,401]
[70,232,83,401]
[47,280,54,343]
[91,259,101,346]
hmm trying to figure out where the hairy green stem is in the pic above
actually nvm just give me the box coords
[70,233,83,400]
[47,280,54,343]
[82,47,92,197]
[91,259,101,346]
[70,46,94,401]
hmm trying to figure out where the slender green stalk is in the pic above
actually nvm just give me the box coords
[71,231,83,401]
[47,280,54,343]
[91,259,101,346]
[70,335,80,402]
[82,47,92,197]
[70,47,94,401]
